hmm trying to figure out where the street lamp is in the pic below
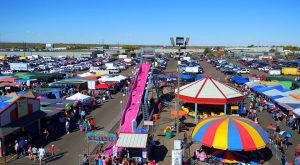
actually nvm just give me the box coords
[120,100,123,112]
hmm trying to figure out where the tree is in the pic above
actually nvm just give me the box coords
[103,44,110,50]
[203,48,210,55]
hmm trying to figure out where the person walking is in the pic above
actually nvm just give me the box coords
[43,129,49,142]
[38,146,46,164]
[66,119,70,134]
[50,144,55,156]
[27,145,33,160]
[32,145,38,162]
[14,140,19,158]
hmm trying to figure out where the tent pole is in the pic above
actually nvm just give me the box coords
[224,104,227,115]
[195,103,198,123]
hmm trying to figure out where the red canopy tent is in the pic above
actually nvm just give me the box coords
[0,77,16,83]
[95,83,111,90]
[175,76,245,121]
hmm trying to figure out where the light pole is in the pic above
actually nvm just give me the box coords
[120,100,123,113]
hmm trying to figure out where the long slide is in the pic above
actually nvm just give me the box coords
[119,63,151,132]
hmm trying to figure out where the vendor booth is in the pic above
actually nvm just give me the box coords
[116,133,149,164]
[66,92,92,104]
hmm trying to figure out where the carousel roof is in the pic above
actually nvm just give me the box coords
[176,76,244,105]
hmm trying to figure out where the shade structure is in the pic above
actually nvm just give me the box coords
[171,110,188,117]
[95,83,111,89]
[176,76,244,105]
[279,131,292,138]
[211,150,246,163]
[191,116,269,151]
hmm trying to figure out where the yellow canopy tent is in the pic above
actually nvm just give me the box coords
[259,81,278,85]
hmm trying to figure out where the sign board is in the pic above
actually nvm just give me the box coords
[18,99,28,118]
[174,140,182,150]
[144,120,153,126]
[172,150,182,165]
[231,106,239,111]
[9,63,28,71]
[176,37,184,46]
[86,131,117,143]
[141,48,155,57]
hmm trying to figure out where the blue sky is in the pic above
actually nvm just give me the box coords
[1,0,300,46]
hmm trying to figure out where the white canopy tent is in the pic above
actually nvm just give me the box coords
[116,133,148,148]
[275,96,300,104]
[282,89,300,96]
[99,75,126,82]
[293,108,300,117]
[78,72,94,77]
[66,92,92,103]
[262,89,284,97]
[245,81,260,88]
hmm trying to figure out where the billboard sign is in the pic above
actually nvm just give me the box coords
[141,48,155,58]
[9,63,28,71]
[86,131,117,143]
[176,37,184,46]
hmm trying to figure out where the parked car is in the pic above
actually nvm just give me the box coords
[237,68,250,74]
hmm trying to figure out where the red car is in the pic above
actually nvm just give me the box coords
[248,74,266,81]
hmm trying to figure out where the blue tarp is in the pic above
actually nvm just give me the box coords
[295,58,300,64]
[195,75,204,80]
[15,79,29,83]
[180,74,195,81]
[0,102,10,111]
[270,95,284,100]
[17,91,27,95]
[252,85,265,93]
[231,76,249,85]
[256,85,288,94]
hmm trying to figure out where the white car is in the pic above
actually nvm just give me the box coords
[1,70,14,75]
[238,69,250,74]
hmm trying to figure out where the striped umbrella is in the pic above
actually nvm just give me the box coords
[211,150,247,164]
[192,115,269,151]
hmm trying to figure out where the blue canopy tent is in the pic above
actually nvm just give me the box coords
[0,102,10,112]
[195,75,204,80]
[180,73,195,81]
[15,79,29,83]
[270,95,284,100]
[231,76,249,85]
[252,85,265,93]
[256,85,288,94]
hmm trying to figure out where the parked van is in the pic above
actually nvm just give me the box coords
[281,67,300,75]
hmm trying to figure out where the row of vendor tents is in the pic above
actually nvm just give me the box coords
[244,80,300,117]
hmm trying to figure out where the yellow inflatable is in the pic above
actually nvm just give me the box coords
[164,126,172,134]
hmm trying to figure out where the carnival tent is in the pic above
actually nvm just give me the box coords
[175,76,244,105]
[191,116,269,151]
[66,92,92,103]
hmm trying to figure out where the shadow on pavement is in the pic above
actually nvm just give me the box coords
[152,145,168,163]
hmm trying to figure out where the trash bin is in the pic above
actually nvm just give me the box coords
[166,131,172,139]
[153,114,159,121]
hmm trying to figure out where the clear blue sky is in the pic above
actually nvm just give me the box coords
[1,0,300,46]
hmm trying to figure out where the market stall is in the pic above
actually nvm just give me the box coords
[66,92,92,104]
[115,133,149,164]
